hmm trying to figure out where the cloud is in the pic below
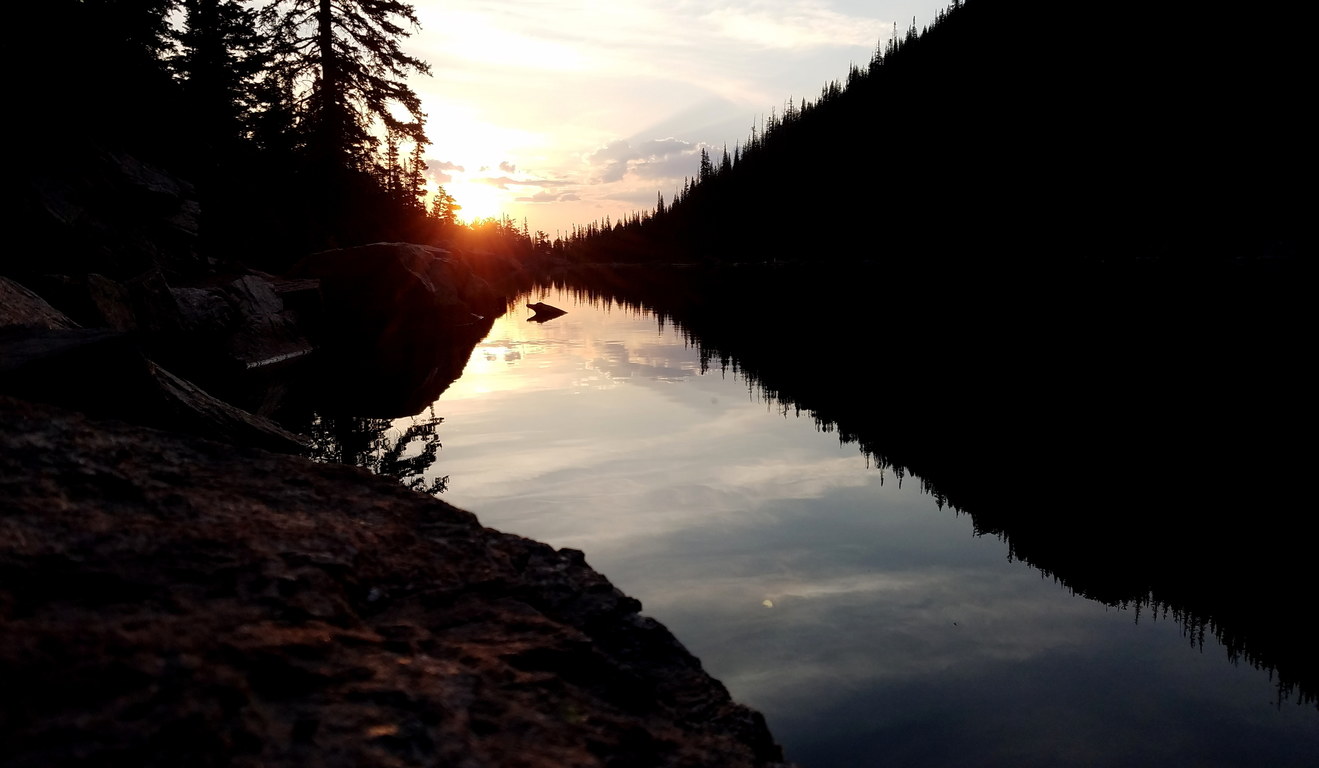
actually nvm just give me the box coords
[589,139,637,163]
[636,137,695,160]
[519,190,582,204]
[405,0,955,235]
[426,159,466,183]
[476,175,572,190]
[609,186,673,209]
[587,141,634,184]
[631,148,702,180]
[701,3,888,50]
[587,137,698,183]
[475,175,520,189]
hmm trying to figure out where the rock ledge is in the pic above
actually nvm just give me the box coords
[0,396,788,768]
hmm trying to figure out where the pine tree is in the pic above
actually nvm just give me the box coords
[429,186,460,225]
[23,0,181,158]
[382,129,402,197]
[172,0,267,157]
[406,140,427,210]
[261,0,431,173]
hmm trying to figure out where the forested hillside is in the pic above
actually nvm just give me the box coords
[565,0,1308,266]
[9,0,517,275]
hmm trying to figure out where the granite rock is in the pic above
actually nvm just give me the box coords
[0,396,790,768]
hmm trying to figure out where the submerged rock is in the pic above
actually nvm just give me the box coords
[0,396,790,768]
[527,301,568,323]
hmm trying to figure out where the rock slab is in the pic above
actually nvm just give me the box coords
[0,396,789,768]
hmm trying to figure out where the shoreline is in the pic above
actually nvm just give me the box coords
[0,394,790,767]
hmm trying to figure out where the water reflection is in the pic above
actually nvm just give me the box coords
[307,409,449,495]
[412,286,1318,768]
[537,263,1318,709]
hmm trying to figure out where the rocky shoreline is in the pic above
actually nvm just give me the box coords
[0,395,787,767]
[4,147,788,765]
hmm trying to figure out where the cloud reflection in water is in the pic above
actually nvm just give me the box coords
[422,289,1319,768]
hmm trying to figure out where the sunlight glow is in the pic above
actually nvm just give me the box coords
[702,6,888,49]
[404,0,955,235]
[427,10,589,72]
[447,181,507,222]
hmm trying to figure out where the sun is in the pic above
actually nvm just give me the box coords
[445,181,506,223]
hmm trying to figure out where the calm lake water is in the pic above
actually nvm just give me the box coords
[382,286,1317,767]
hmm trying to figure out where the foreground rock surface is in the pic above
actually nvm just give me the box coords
[0,396,788,767]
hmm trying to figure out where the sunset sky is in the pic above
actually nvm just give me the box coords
[400,0,953,237]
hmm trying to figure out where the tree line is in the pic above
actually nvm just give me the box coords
[558,0,1308,268]
[14,0,484,269]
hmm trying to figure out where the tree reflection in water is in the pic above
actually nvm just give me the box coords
[543,261,1315,708]
[308,408,449,495]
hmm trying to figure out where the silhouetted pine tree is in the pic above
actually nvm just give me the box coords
[429,187,460,225]
[382,130,403,198]
[698,149,714,182]
[405,140,428,212]
[260,0,430,173]
[17,0,183,161]
[171,0,267,161]
[256,0,432,247]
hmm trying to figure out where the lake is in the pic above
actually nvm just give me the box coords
[346,283,1318,767]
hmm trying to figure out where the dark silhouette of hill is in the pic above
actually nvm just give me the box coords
[561,0,1309,267]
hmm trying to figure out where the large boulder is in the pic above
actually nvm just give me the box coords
[169,274,316,374]
[32,271,182,342]
[17,148,204,280]
[0,277,79,330]
[3,270,318,430]
[0,327,307,454]
[290,242,492,334]
[288,243,498,416]
[0,396,790,768]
